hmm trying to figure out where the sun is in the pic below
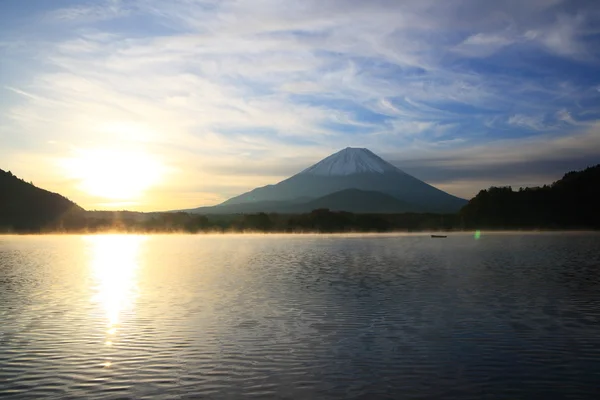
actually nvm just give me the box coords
[62,148,164,201]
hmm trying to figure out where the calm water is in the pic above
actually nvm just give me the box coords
[1,233,600,399]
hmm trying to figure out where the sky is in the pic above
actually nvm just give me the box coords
[1,0,599,211]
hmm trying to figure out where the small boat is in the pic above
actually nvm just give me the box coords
[431,234,447,238]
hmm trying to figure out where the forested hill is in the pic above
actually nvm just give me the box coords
[460,164,600,229]
[0,169,84,232]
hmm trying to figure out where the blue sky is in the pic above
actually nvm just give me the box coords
[1,0,599,210]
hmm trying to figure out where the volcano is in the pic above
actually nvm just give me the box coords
[189,148,466,214]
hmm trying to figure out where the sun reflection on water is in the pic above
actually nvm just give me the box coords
[86,235,146,367]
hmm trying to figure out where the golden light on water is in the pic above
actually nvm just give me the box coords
[87,235,146,367]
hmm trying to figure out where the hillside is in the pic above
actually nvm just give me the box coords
[460,164,600,229]
[296,189,417,213]
[186,188,417,214]
[0,169,84,232]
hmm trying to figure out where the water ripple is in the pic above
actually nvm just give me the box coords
[1,233,600,399]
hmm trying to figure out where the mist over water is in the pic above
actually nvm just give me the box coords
[1,233,600,399]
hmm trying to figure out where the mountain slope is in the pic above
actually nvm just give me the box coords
[297,189,417,213]
[211,147,466,213]
[0,169,84,231]
[185,188,416,214]
[186,200,299,214]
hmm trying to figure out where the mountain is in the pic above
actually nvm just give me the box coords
[190,200,301,214]
[460,164,600,229]
[298,189,416,213]
[0,169,84,232]
[189,188,416,214]
[190,147,466,214]
[301,148,399,175]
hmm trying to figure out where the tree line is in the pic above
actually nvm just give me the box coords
[460,165,600,229]
[34,209,459,234]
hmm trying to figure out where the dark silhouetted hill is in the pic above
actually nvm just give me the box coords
[0,169,84,232]
[460,164,600,229]
[297,189,417,213]
[186,188,417,214]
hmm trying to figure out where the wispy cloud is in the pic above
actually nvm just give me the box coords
[507,114,548,131]
[1,0,599,209]
[47,1,131,22]
[389,121,600,196]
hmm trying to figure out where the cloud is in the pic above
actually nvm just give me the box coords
[45,0,133,22]
[507,114,548,130]
[387,121,600,197]
[0,0,599,210]
[526,12,590,59]
[454,31,517,57]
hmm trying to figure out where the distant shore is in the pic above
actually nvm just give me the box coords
[3,206,598,235]
[2,228,598,236]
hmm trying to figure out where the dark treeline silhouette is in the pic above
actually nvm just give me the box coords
[2,164,599,233]
[1,168,83,232]
[460,165,600,229]
[33,209,458,233]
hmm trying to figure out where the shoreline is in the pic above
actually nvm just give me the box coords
[1,229,599,237]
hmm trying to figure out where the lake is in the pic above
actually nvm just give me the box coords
[1,233,599,399]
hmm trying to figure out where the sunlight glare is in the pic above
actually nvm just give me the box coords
[62,149,164,200]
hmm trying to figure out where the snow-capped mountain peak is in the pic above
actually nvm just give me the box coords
[300,147,399,176]
[210,146,467,212]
